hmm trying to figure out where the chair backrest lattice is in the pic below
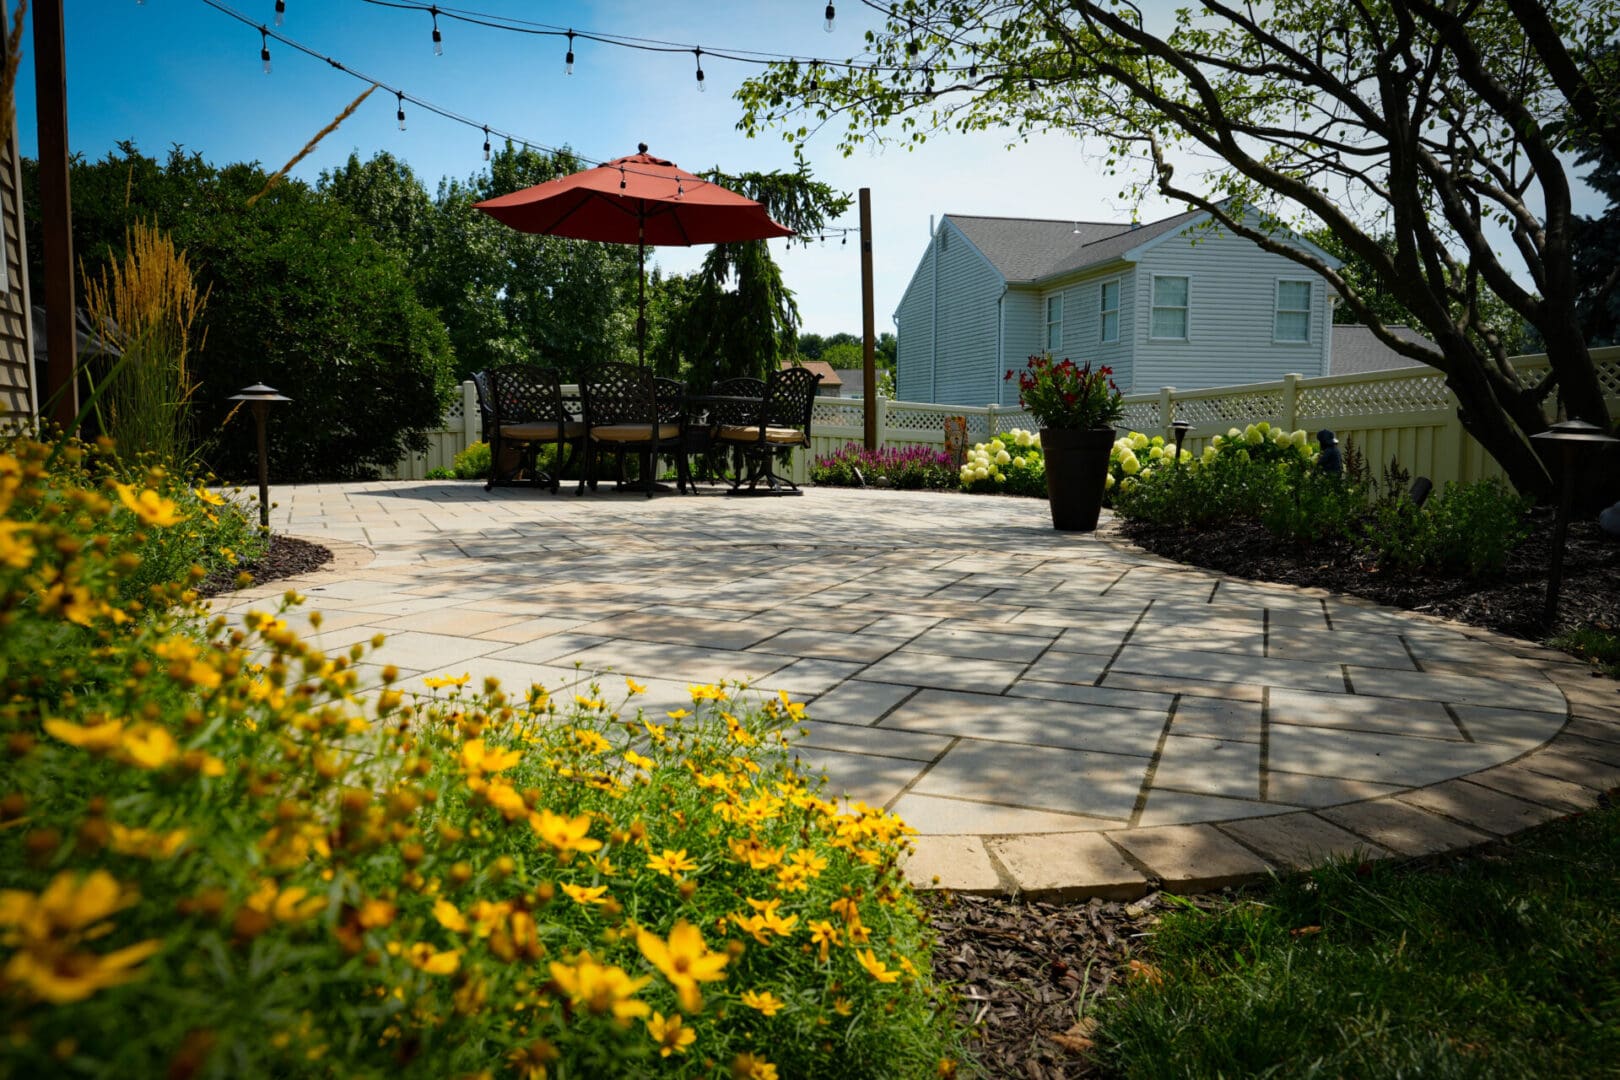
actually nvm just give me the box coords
[472,371,496,436]
[487,366,569,428]
[711,377,765,426]
[655,378,686,424]
[762,367,822,435]
[582,361,658,427]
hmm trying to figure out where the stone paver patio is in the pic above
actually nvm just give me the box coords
[212,481,1620,899]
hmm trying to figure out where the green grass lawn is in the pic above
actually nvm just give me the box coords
[1094,800,1620,1079]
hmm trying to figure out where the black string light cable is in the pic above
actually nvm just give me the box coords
[354,0,1006,79]
[197,0,864,241]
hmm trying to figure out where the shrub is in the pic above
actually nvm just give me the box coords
[958,429,1046,497]
[1363,477,1531,575]
[810,443,956,489]
[452,440,493,480]
[0,435,961,1079]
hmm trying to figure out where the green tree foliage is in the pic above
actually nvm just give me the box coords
[25,145,454,481]
[652,168,850,386]
[738,0,1620,497]
[322,146,639,381]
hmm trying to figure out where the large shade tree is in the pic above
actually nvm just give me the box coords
[738,0,1619,496]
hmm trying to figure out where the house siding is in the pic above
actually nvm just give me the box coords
[999,289,1042,405]
[1130,226,1331,392]
[895,220,1004,407]
[895,238,936,402]
[1028,266,1138,393]
[0,126,33,427]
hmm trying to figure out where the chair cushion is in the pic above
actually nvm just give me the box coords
[716,424,806,445]
[501,421,585,441]
[590,423,683,443]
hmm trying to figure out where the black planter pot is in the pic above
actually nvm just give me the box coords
[1040,427,1117,532]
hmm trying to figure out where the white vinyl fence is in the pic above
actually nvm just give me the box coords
[388,346,1620,491]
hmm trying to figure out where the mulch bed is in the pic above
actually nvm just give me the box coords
[1118,509,1620,643]
[195,534,334,598]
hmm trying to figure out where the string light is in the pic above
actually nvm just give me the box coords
[260,27,272,74]
[396,90,406,130]
[619,164,627,189]
[430,6,443,55]
[809,61,819,93]
[565,29,575,74]
[274,0,285,26]
[694,47,705,92]
[824,3,835,32]
[482,125,491,161]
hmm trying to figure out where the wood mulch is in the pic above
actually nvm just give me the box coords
[195,534,334,598]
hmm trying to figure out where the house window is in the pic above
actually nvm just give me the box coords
[1046,295,1063,353]
[1150,276,1189,340]
[1274,279,1313,342]
[1099,279,1120,343]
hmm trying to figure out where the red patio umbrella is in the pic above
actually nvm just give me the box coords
[474,144,794,363]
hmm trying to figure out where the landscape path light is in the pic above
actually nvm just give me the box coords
[1528,418,1618,626]
[1171,419,1191,466]
[227,383,292,530]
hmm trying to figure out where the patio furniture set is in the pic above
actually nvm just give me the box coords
[473,361,823,497]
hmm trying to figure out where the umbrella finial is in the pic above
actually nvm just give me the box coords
[638,142,648,154]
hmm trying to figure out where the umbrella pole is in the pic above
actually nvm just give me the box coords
[637,211,647,367]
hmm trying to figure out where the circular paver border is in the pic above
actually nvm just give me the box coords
[904,526,1620,898]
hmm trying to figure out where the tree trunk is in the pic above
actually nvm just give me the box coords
[1443,352,1554,499]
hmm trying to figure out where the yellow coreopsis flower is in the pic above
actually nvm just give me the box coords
[423,672,472,690]
[192,486,226,506]
[106,823,189,859]
[856,949,900,983]
[528,809,602,855]
[625,677,647,695]
[0,521,36,569]
[357,899,397,928]
[3,938,164,1005]
[636,919,728,1013]
[733,1053,779,1080]
[549,953,650,1020]
[115,483,183,527]
[433,899,469,933]
[120,723,180,770]
[623,750,655,771]
[646,1011,696,1057]
[407,942,461,975]
[561,883,610,907]
[43,717,125,753]
[740,989,785,1017]
[807,919,841,963]
[460,738,523,776]
[647,849,698,879]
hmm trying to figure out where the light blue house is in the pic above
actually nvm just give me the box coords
[894,205,1342,406]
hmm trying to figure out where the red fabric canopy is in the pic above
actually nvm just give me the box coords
[473,147,793,246]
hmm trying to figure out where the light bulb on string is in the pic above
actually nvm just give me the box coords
[824,3,835,31]
[694,48,705,92]
[565,30,575,75]
[260,28,272,74]
[274,0,285,26]
[809,61,819,93]
[431,8,443,55]
[619,164,627,190]
[397,91,406,131]
[482,126,491,161]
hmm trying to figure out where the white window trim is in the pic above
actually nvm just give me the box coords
[1148,274,1190,342]
[1273,277,1314,344]
[1046,294,1064,354]
[1099,277,1121,344]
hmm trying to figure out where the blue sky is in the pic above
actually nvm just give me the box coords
[15,2,1599,337]
[16,0,1188,336]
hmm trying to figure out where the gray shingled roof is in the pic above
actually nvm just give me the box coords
[1330,324,1438,375]
[944,207,1208,283]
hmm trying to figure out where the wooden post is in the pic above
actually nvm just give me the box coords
[860,188,877,450]
[1281,373,1300,432]
[461,380,480,444]
[33,0,77,429]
